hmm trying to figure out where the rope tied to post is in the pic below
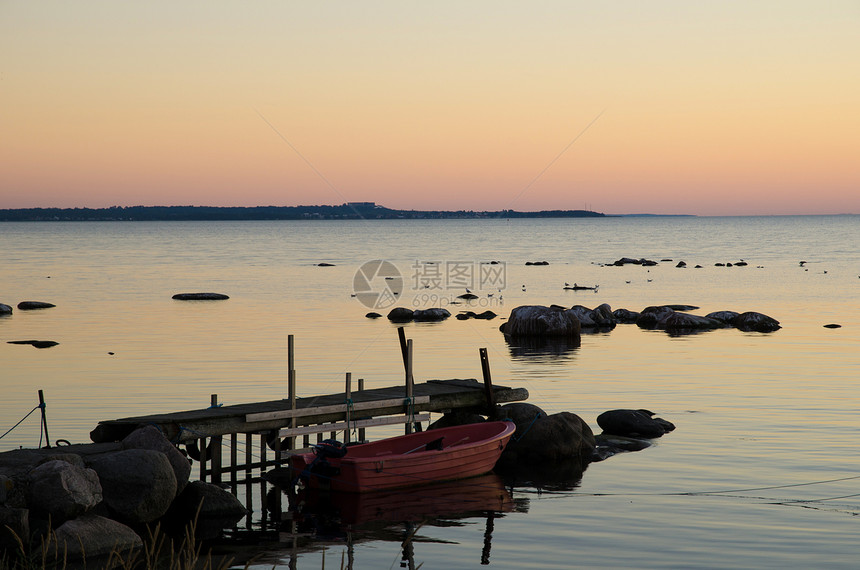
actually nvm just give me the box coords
[345,397,357,439]
[0,405,41,441]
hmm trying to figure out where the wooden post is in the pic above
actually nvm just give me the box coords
[211,435,222,485]
[230,433,238,490]
[245,433,253,481]
[479,348,496,414]
[199,437,207,481]
[405,339,414,434]
[398,327,408,370]
[288,335,296,453]
[358,378,365,442]
[38,390,50,448]
[344,372,352,444]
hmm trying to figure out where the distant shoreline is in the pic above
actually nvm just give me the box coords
[0,203,613,222]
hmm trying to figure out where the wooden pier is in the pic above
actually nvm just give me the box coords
[90,334,528,484]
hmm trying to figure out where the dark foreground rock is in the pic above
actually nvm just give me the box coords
[597,409,675,438]
[122,425,191,494]
[87,449,177,524]
[26,460,102,524]
[49,514,142,561]
[496,403,595,464]
[0,303,12,315]
[172,292,229,300]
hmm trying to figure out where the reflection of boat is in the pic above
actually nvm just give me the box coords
[298,472,515,525]
[291,421,516,492]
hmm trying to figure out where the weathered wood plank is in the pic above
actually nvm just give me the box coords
[245,396,431,423]
[277,413,431,438]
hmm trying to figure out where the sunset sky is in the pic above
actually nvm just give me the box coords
[2,2,858,215]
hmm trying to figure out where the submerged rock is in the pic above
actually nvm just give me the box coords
[705,310,739,325]
[172,292,229,300]
[412,308,451,322]
[823,323,842,329]
[17,301,55,310]
[733,311,781,332]
[386,307,414,322]
[597,409,675,438]
[7,340,59,348]
[0,304,12,315]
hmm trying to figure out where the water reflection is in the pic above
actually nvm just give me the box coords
[496,456,589,492]
[247,473,527,568]
[505,336,580,362]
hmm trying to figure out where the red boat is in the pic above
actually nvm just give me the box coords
[290,421,516,492]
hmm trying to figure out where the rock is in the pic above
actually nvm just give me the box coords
[457,293,479,300]
[675,261,686,268]
[412,308,451,322]
[735,261,748,266]
[87,449,177,524]
[17,301,55,310]
[473,310,497,320]
[0,507,29,554]
[733,311,781,332]
[365,312,382,318]
[121,425,191,495]
[597,409,675,438]
[501,412,595,464]
[49,514,141,561]
[705,310,739,325]
[525,261,549,266]
[172,292,229,300]
[664,312,722,331]
[7,340,59,348]
[316,262,335,267]
[611,257,641,266]
[568,304,615,329]
[823,323,842,329]
[172,480,248,520]
[635,306,676,329]
[612,308,640,323]
[500,305,582,341]
[455,312,472,320]
[26,460,102,524]
[386,307,414,322]
[0,303,12,315]
[166,481,248,539]
[665,304,699,311]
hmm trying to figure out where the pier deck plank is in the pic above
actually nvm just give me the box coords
[90,379,528,444]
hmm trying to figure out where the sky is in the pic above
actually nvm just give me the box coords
[1,2,858,216]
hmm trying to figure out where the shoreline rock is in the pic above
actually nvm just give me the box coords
[172,292,229,300]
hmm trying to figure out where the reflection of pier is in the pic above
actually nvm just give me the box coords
[271,472,523,569]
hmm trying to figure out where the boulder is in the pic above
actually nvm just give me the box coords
[171,481,248,520]
[428,410,487,430]
[171,292,229,300]
[48,514,141,561]
[597,409,675,438]
[500,305,582,341]
[733,311,781,332]
[87,449,176,524]
[121,425,191,494]
[0,304,12,315]
[412,308,451,322]
[501,411,595,464]
[0,507,29,554]
[569,304,616,329]
[612,308,640,323]
[705,310,739,325]
[635,306,676,329]
[387,307,414,322]
[663,312,722,331]
[26,460,102,524]
[17,301,55,310]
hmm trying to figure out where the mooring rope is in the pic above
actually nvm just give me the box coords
[0,404,41,441]
[511,412,541,443]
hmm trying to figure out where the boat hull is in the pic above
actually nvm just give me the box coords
[291,421,515,492]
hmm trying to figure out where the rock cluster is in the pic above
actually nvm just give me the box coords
[386,307,451,322]
[500,304,780,336]
[0,426,246,564]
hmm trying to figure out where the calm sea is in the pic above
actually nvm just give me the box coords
[1,216,858,568]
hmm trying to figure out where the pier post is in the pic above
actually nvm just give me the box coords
[287,335,296,452]
[358,378,365,441]
[344,372,352,444]
[38,390,50,448]
[406,339,414,434]
[479,348,496,414]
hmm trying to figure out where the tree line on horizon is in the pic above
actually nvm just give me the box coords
[0,204,606,221]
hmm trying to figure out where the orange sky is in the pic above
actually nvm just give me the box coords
[1,2,858,215]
